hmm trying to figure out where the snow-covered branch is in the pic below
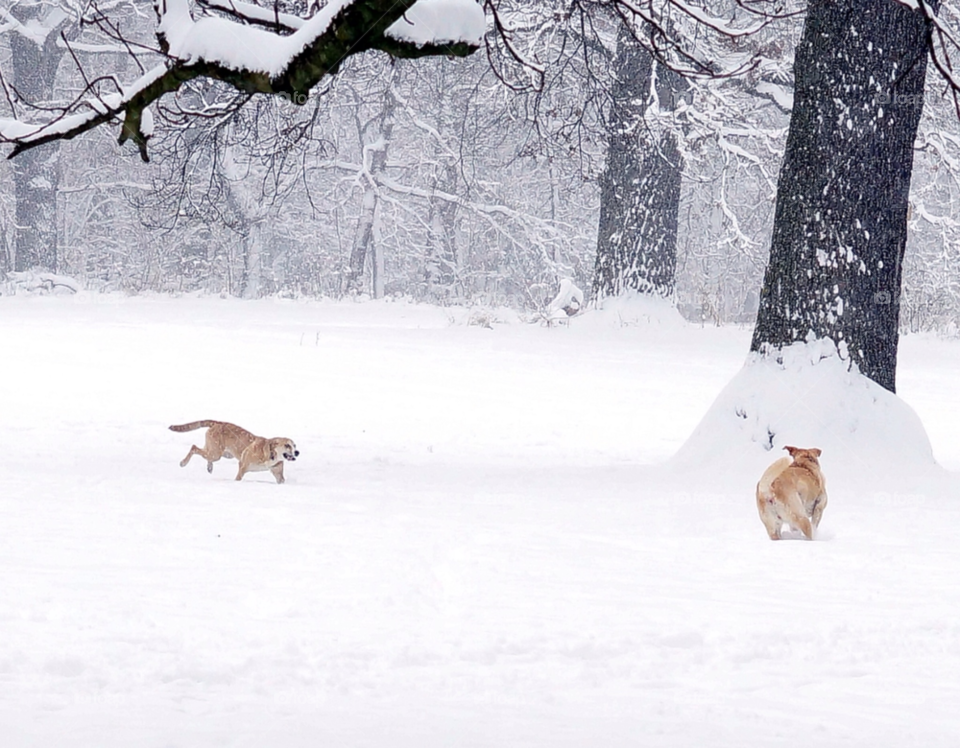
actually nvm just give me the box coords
[0,0,486,161]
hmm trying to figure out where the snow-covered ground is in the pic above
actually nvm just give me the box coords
[1,294,959,747]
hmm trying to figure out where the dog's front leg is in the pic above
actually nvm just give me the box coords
[270,462,285,484]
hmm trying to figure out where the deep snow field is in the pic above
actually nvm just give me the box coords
[1,293,959,747]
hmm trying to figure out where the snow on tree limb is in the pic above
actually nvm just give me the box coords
[197,0,487,45]
[0,0,485,161]
[385,0,487,48]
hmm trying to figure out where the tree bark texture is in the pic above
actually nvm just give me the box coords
[594,24,684,299]
[9,8,71,271]
[751,0,936,393]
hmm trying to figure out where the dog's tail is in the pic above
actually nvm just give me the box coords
[169,420,218,433]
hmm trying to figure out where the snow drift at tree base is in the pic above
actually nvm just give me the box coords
[671,337,941,493]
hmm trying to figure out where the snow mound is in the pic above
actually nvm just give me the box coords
[579,291,687,329]
[671,338,939,489]
[1,270,80,296]
[545,278,583,321]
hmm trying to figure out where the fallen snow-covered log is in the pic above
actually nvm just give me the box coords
[1,270,81,295]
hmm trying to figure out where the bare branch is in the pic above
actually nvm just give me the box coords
[909,0,960,119]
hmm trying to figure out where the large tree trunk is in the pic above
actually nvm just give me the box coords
[9,9,71,272]
[11,144,60,272]
[594,24,684,299]
[751,0,936,393]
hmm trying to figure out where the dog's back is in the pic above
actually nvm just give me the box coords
[756,456,791,501]
[170,420,255,447]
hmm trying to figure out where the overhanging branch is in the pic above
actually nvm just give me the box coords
[1,0,484,161]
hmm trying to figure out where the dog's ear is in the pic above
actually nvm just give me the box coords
[270,445,276,461]
[811,448,822,457]
[783,445,798,456]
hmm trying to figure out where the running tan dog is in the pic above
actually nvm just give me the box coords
[170,420,299,483]
[755,446,827,540]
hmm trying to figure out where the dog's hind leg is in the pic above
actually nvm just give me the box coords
[757,494,783,540]
[811,493,827,528]
[793,514,814,540]
[200,432,226,473]
[181,445,209,469]
[181,445,219,473]
[785,494,814,539]
[762,518,782,540]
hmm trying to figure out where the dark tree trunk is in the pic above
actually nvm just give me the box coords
[11,143,60,272]
[9,9,72,272]
[751,0,936,393]
[594,25,684,299]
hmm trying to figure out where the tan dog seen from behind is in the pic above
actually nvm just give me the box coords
[756,446,827,540]
[170,420,299,484]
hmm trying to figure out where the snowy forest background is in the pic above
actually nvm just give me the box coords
[6,5,960,742]
[2,0,960,332]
